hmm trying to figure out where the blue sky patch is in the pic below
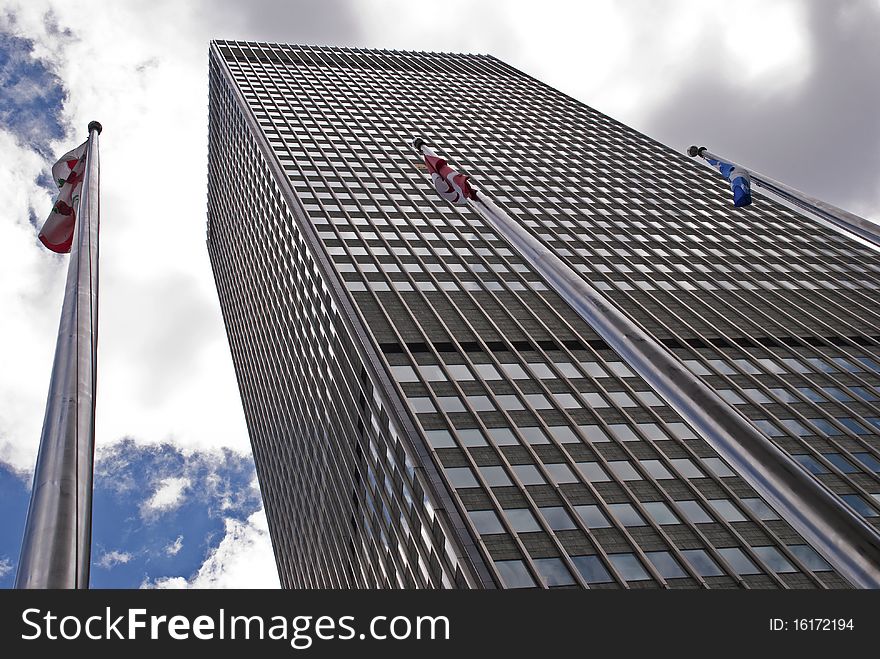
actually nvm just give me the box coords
[0,465,29,588]
[0,440,261,589]
[0,29,66,160]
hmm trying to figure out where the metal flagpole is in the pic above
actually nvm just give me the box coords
[413,137,880,589]
[688,145,880,252]
[15,121,102,589]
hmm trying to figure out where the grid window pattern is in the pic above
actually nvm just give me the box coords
[207,50,483,589]
[208,41,880,589]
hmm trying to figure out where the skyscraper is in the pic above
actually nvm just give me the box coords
[206,41,880,590]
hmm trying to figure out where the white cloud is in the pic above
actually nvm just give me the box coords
[353,0,813,130]
[0,127,67,471]
[165,535,184,556]
[0,557,12,578]
[143,509,279,589]
[717,1,810,88]
[141,476,190,519]
[96,550,133,569]
[0,1,251,475]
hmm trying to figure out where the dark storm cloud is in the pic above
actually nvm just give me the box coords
[642,0,880,216]
[208,0,363,45]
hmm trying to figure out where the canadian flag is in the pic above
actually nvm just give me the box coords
[39,142,88,253]
[422,152,476,206]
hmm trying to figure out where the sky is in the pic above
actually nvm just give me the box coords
[0,0,878,589]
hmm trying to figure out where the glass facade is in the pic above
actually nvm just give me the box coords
[207,41,880,589]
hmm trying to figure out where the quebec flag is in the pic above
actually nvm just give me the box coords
[706,157,752,207]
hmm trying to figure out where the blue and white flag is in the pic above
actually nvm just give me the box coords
[706,157,752,207]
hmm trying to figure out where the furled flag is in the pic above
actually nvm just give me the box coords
[706,156,752,207]
[422,152,477,206]
[39,142,88,253]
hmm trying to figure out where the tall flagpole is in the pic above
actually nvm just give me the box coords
[688,145,880,252]
[15,121,102,589]
[413,137,880,589]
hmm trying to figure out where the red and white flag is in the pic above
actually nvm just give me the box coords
[39,142,88,253]
[423,153,476,206]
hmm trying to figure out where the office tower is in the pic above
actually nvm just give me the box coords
[206,41,880,590]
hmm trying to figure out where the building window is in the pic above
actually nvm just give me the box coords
[578,425,611,442]
[607,503,647,527]
[437,396,466,413]
[424,429,456,449]
[840,494,878,517]
[645,551,688,579]
[519,427,549,445]
[787,545,833,572]
[822,453,858,473]
[668,458,705,478]
[853,452,880,472]
[473,363,502,380]
[607,553,651,581]
[512,464,546,486]
[716,547,761,575]
[607,460,642,481]
[639,459,673,479]
[552,393,581,408]
[503,508,542,533]
[445,466,479,489]
[679,549,724,577]
[499,363,528,379]
[793,454,829,475]
[533,558,576,587]
[547,425,579,443]
[574,504,612,529]
[751,546,798,573]
[486,427,519,446]
[753,419,784,437]
[641,501,681,525]
[444,364,475,381]
[740,498,780,521]
[702,457,736,478]
[707,499,748,523]
[457,428,488,447]
[838,418,870,435]
[544,463,579,484]
[607,424,639,442]
[407,396,437,413]
[494,560,536,588]
[468,510,506,535]
[466,395,496,412]
[575,462,611,482]
[496,395,526,411]
[676,500,714,524]
[571,555,613,584]
[389,365,419,382]
[538,506,578,530]
[479,465,513,487]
